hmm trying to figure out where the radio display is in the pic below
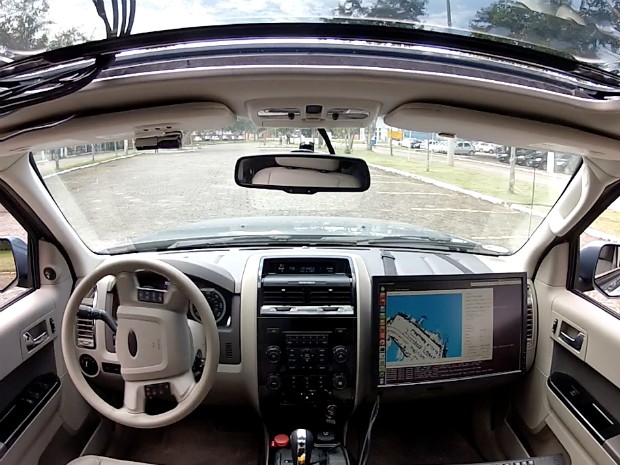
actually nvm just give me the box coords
[262,258,351,276]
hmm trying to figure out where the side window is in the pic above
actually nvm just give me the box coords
[0,204,32,307]
[576,205,620,316]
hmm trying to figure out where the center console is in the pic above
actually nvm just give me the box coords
[257,257,357,440]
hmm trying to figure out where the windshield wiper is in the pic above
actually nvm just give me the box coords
[355,235,491,253]
[101,234,361,253]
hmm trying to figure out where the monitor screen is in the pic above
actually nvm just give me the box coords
[374,273,527,387]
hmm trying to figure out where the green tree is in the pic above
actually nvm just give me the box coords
[0,0,50,52]
[330,0,427,24]
[368,0,426,21]
[47,27,91,50]
[0,0,91,55]
[470,0,620,61]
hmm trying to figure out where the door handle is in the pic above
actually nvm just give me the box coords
[23,331,49,350]
[559,330,585,351]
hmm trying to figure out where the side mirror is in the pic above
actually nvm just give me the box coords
[578,241,620,297]
[0,237,28,292]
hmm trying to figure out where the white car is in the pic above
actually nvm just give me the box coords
[475,141,501,153]
[0,4,618,465]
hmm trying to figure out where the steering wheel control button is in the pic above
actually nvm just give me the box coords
[266,345,282,363]
[144,382,172,400]
[266,373,282,391]
[332,346,348,363]
[101,362,121,374]
[79,354,99,377]
[137,288,164,304]
[128,330,138,357]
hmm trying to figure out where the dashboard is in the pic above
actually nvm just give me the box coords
[74,247,537,433]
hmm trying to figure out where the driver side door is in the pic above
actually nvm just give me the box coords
[0,200,91,465]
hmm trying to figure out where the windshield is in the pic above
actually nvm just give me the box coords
[2,1,620,72]
[39,123,580,254]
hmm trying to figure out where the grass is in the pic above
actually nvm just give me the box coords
[0,249,15,273]
[353,149,562,209]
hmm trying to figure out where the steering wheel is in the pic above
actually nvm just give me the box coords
[61,257,220,428]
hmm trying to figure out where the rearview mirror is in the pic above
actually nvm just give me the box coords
[235,154,371,194]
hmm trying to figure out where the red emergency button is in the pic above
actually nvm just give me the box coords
[273,434,289,448]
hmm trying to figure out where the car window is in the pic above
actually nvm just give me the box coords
[575,201,620,316]
[0,205,31,307]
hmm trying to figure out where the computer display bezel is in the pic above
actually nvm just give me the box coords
[372,272,528,389]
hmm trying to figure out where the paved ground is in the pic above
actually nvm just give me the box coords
[43,143,540,252]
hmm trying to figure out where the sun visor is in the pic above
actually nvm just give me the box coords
[246,98,381,128]
[0,102,236,154]
[384,103,620,159]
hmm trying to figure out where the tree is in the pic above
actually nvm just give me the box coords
[330,0,427,24]
[470,0,620,64]
[0,0,91,56]
[47,27,90,50]
[0,0,50,52]
[367,0,426,21]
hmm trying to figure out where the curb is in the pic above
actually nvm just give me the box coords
[41,153,139,179]
[367,163,546,218]
[368,163,619,242]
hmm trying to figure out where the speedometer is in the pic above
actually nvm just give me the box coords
[190,288,226,324]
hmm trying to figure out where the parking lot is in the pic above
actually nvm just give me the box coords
[43,143,540,252]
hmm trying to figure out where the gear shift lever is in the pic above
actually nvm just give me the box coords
[290,429,313,465]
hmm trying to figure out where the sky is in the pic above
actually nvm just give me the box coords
[46,0,495,39]
[40,0,618,68]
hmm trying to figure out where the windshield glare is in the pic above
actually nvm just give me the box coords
[39,124,580,255]
[2,1,620,72]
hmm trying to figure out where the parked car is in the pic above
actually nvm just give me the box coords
[474,141,500,153]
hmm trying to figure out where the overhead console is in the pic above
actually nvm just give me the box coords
[373,273,527,390]
[257,257,357,439]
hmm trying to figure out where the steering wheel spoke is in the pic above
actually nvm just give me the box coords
[121,371,197,414]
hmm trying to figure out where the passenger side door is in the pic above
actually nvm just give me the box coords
[0,198,88,465]
[523,201,620,465]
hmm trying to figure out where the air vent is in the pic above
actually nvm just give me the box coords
[262,286,306,306]
[225,342,233,360]
[262,285,353,306]
[76,317,95,349]
[526,283,536,346]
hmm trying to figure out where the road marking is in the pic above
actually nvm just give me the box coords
[377,192,452,195]
[472,236,528,240]
[409,208,519,213]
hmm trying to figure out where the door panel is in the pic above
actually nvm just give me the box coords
[0,241,86,465]
[546,289,620,465]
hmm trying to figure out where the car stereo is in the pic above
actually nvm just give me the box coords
[373,273,527,387]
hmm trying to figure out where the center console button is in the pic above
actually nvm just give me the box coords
[266,373,282,391]
[266,345,282,363]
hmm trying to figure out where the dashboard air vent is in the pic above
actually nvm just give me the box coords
[76,317,96,349]
[262,286,306,306]
[526,283,535,346]
[261,285,353,307]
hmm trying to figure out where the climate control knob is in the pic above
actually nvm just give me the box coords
[332,346,348,363]
[266,345,282,363]
[332,373,347,390]
[266,373,282,391]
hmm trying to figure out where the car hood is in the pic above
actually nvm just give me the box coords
[136,216,475,244]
